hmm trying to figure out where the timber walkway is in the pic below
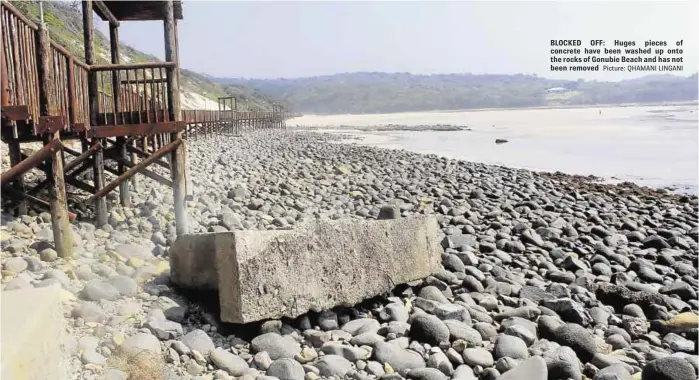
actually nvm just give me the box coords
[0,0,289,258]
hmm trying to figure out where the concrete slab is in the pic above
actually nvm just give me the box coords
[171,215,442,323]
[170,232,219,290]
[1,286,67,380]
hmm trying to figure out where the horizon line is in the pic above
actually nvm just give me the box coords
[204,70,698,83]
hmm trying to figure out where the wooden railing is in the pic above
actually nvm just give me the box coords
[72,60,90,127]
[93,62,174,126]
[49,43,91,130]
[182,109,289,139]
[1,2,40,122]
[1,1,288,141]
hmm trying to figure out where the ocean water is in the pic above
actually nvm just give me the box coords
[288,105,699,194]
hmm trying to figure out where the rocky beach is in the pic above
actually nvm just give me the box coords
[1,130,698,380]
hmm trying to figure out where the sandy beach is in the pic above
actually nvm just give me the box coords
[288,105,698,193]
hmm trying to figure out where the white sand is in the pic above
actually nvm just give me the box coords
[290,105,698,192]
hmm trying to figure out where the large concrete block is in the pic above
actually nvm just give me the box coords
[170,232,219,290]
[171,215,442,323]
[1,286,67,380]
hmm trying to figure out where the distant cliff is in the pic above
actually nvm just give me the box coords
[217,72,698,114]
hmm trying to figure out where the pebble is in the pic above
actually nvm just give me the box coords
[210,347,249,376]
[266,358,306,380]
[121,333,162,356]
[181,329,215,356]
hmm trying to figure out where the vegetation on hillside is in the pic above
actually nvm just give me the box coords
[219,72,698,114]
[10,0,281,111]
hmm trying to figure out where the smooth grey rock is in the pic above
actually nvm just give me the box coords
[342,318,381,336]
[549,323,597,363]
[495,356,547,380]
[315,355,353,377]
[373,341,426,373]
[81,350,107,365]
[493,335,529,360]
[121,333,162,356]
[181,329,215,356]
[266,358,305,380]
[71,302,106,323]
[406,367,449,380]
[4,257,28,273]
[210,347,249,376]
[462,347,494,368]
[106,275,138,297]
[409,314,449,345]
[320,342,370,361]
[642,356,696,380]
[544,346,582,380]
[250,333,301,360]
[82,280,120,301]
[594,364,632,380]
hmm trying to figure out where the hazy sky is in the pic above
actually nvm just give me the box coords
[97,1,698,81]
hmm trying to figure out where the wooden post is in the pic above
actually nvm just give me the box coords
[82,0,107,226]
[109,23,130,207]
[36,25,73,258]
[164,0,188,234]
[234,97,238,135]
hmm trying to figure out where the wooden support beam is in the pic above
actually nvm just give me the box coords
[1,105,30,121]
[86,138,181,202]
[83,0,107,226]
[36,116,66,134]
[110,155,173,187]
[93,1,120,27]
[1,137,62,183]
[34,158,98,195]
[66,176,96,194]
[36,25,73,258]
[27,142,100,196]
[109,22,129,207]
[88,121,185,138]
[164,0,188,234]
[125,143,170,169]
[0,139,63,185]
[63,146,82,157]
[104,165,119,177]
[66,142,102,173]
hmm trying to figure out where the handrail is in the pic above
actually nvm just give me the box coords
[1,1,38,31]
[90,62,177,72]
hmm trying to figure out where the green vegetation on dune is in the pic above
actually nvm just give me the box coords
[219,72,699,114]
[10,0,280,111]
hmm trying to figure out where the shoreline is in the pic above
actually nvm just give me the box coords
[305,129,698,196]
[289,100,698,119]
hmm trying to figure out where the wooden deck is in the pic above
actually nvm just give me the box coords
[1,0,290,258]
